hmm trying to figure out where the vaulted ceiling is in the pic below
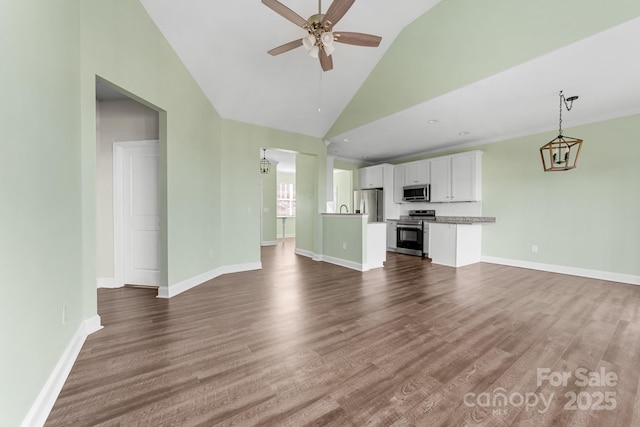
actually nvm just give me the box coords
[139,1,640,163]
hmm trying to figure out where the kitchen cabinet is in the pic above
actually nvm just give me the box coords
[429,151,482,202]
[423,223,430,257]
[357,163,398,220]
[386,219,397,251]
[429,157,451,202]
[429,223,482,267]
[393,165,405,203]
[403,160,430,186]
[358,165,384,189]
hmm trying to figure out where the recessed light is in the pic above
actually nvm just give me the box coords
[458,131,470,136]
[427,120,439,124]
[343,138,350,143]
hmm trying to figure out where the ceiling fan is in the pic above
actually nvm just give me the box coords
[262,0,382,72]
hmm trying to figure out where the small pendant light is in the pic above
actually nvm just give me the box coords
[260,148,271,174]
[540,91,583,172]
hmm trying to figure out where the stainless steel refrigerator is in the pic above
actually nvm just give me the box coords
[353,189,384,223]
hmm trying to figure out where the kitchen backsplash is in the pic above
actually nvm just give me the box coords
[398,202,482,217]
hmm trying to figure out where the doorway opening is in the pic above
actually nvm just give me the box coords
[260,149,297,248]
[96,77,166,291]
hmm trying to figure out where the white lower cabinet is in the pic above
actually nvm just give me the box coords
[386,220,397,251]
[423,223,430,256]
[429,223,482,267]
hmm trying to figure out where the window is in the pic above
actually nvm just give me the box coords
[277,182,296,217]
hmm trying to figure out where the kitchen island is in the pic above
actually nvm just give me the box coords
[426,216,496,267]
[321,214,386,271]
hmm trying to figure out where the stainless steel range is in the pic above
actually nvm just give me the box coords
[396,210,436,256]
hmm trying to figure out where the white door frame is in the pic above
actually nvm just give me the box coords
[113,139,159,287]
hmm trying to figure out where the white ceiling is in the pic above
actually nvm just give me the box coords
[139,1,640,163]
[138,0,441,137]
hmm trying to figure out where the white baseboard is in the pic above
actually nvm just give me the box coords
[157,262,262,299]
[96,277,122,289]
[321,255,367,272]
[261,241,277,247]
[294,248,315,259]
[481,256,640,286]
[21,315,103,427]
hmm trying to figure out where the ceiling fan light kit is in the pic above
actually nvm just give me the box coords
[262,0,382,72]
[321,31,334,46]
[302,34,315,49]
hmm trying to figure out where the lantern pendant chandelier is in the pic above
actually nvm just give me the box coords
[260,148,271,174]
[540,90,583,172]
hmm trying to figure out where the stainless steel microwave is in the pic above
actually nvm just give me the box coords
[403,184,430,202]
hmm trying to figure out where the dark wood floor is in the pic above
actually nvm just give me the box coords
[47,239,640,426]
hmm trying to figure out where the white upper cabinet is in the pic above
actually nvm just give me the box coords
[403,160,430,186]
[358,164,385,189]
[429,157,451,202]
[429,151,482,202]
[393,165,405,203]
[451,152,480,202]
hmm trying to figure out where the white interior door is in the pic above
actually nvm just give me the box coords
[115,140,160,286]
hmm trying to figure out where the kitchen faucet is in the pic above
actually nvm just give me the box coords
[339,204,348,213]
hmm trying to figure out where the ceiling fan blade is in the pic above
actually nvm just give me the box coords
[322,0,355,28]
[262,0,308,28]
[319,49,333,72]
[268,39,303,56]
[334,32,382,47]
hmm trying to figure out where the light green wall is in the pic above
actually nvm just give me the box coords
[0,1,82,425]
[328,0,640,137]
[480,114,640,276]
[3,2,328,423]
[296,154,319,253]
[220,120,326,263]
[80,0,224,291]
[261,169,277,243]
[322,216,365,262]
[276,171,296,238]
[334,159,365,191]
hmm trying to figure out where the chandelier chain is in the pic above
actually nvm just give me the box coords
[558,90,577,136]
[558,91,563,136]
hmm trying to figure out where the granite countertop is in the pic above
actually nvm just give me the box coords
[321,213,367,217]
[426,216,496,225]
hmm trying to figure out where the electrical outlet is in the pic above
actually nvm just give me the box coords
[62,304,67,325]
[532,244,538,253]
[342,242,347,250]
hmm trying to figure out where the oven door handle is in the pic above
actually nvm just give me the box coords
[397,224,422,230]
